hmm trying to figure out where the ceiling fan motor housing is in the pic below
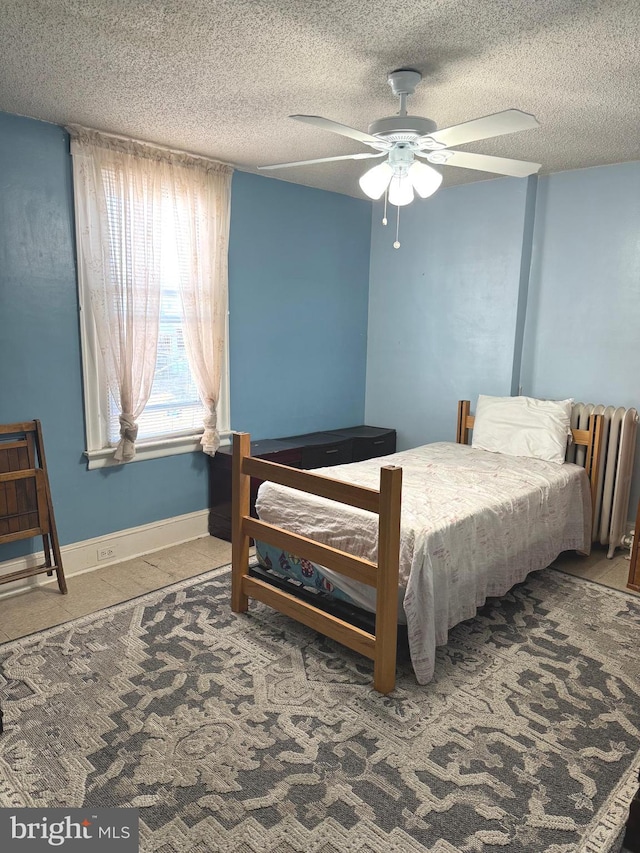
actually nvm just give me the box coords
[368,115,438,140]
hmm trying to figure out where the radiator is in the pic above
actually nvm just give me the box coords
[566,403,639,556]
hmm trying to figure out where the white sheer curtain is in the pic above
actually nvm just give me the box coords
[171,162,231,454]
[70,127,232,461]
[70,129,163,462]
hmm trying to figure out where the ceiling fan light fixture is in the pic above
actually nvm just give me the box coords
[388,174,414,206]
[358,161,393,199]
[409,160,443,198]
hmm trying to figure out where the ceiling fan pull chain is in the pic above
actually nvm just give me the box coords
[382,189,388,226]
[394,205,401,249]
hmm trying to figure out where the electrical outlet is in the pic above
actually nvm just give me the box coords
[97,546,116,561]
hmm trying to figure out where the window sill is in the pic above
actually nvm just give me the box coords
[84,431,232,470]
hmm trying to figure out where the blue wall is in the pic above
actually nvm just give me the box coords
[520,162,640,509]
[229,171,370,439]
[365,161,640,518]
[520,163,640,403]
[365,177,531,450]
[0,112,371,547]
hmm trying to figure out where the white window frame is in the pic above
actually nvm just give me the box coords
[77,272,231,470]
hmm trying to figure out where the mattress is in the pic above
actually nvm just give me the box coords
[255,442,592,684]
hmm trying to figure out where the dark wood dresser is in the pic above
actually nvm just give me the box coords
[208,425,396,541]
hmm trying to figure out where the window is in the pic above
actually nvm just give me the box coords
[71,128,232,469]
[109,305,203,445]
[102,286,230,447]
[80,266,230,470]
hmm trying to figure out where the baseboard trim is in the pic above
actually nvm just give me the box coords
[0,509,210,599]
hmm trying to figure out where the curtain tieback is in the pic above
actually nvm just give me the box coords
[114,414,139,462]
[201,403,220,456]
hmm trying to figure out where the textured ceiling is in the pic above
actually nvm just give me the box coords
[1,0,638,198]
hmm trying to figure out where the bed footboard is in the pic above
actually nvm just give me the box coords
[231,432,402,694]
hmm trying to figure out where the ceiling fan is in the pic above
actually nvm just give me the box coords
[259,69,541,209]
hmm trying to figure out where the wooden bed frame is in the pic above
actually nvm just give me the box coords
[232,401,604,694]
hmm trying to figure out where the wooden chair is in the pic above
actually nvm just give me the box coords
[0,420,67,595]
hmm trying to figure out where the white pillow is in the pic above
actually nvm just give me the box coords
[471,394,573,464]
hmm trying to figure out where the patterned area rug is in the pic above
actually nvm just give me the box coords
[0,565,638,853]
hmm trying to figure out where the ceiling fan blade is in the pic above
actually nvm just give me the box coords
[258,152,385,171]
[425,150,541,177]
[419,109,539,149]
[290,115,385,147]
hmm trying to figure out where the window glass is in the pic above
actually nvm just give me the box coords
[104,187,205,445]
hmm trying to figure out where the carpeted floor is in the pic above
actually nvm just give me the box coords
[0,565,638,852]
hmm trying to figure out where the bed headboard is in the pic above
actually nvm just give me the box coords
[456,399,604,516]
